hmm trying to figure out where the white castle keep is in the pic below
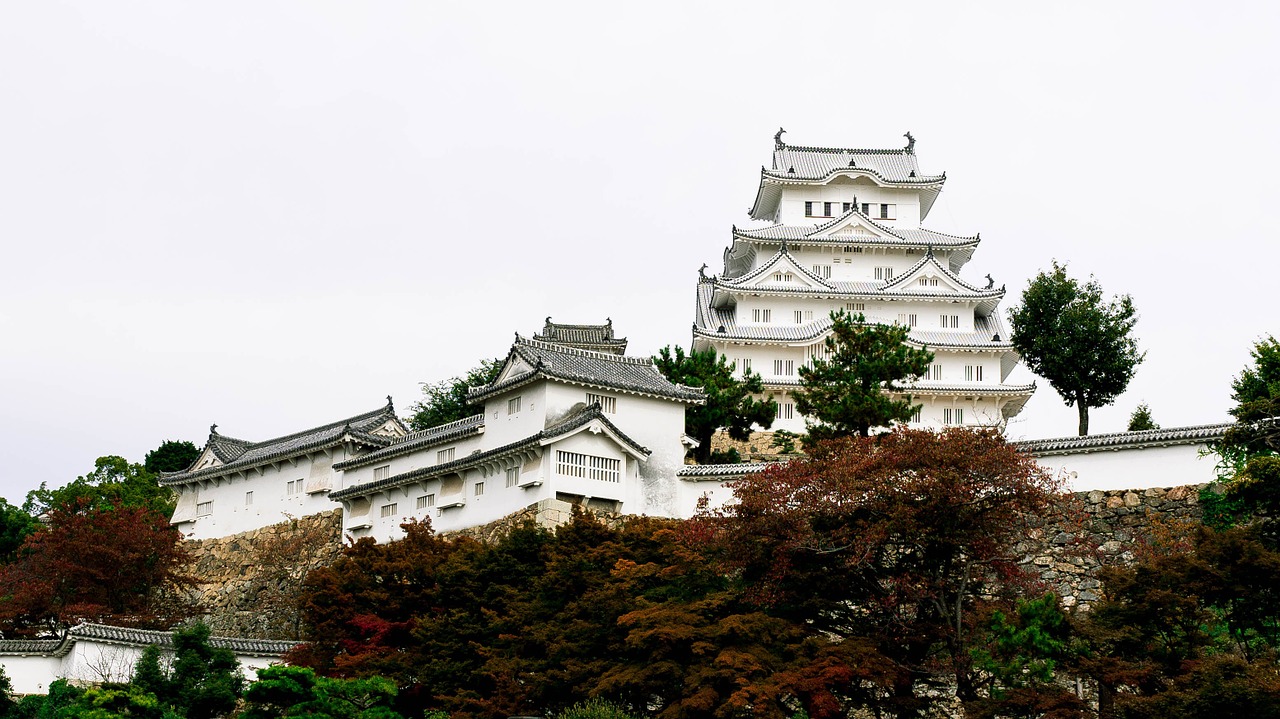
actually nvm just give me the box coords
[693,130,1035,433]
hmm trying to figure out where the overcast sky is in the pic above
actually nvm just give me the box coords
[2,2,1277,504]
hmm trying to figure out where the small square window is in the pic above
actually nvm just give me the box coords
[381,503,398,518]
[475,482,485,496]
[417,494,435,510]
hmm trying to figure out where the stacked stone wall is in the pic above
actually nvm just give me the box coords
[184,487,1206,638]
[1020,485,1203,608]
[185,509,345,640]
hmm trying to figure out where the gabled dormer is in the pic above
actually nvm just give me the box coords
[716,245,834,294]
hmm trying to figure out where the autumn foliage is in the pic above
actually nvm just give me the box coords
[285,428,1086,719]
[0,500,194,635]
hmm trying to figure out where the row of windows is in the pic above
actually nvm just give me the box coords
[803,201,897,220]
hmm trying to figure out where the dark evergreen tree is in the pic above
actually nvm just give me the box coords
[407,359,502,431]
[1127,402,1159,431]
[143,440,200,474]
[791,310,933,445]
[653,346,776,463]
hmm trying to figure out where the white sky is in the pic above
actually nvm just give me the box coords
[2,1,1277,504]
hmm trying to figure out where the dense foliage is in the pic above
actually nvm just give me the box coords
[284,428,1082,719]
[23,455,175,517]
[407,359,503,431]
[653,346,776,463]
[791,310,933,445]
[1009,261,1144,436]
[0,500,193,635]
[143,440,201,474]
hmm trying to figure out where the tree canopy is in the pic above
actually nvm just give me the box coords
[0,501,193,635]
[1009,261,1144,436]
[23,455,174,517]
[694,428,1066,716]
[407,358,503,431]
[143,440,201,474]
[791,310,933,444]
[653,346,776,463]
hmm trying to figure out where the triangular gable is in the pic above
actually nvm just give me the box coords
[541,415,650,461]
[369,419,406,439]
[808,206,903,240]
[727,249,834,291]
[881,254,990,294]
[493,353,537,385]
[190,447,223,472]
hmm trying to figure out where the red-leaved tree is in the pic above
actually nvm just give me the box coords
[0,501,194,636]
[691,428,1073,718]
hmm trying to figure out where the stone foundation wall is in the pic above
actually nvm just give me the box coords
[183,486,1206,637]
[708,430,800,461]
[1020,485,1203,608]
[185,509,345,640]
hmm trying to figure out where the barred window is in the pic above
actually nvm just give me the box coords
[506,467,520,487]
[196,501,213,516]
[417,494,435,510]
[586,393,617,413]
[556,451,621,483]
[381,503,397,518]
[373,465,390,481]
[437,447,455,463]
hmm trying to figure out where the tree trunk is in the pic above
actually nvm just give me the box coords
[1077,397,1090,436]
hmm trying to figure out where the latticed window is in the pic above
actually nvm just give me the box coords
[506,467,520,487]
[437,447,455,463]
[373,465,390,481]
[417,494,435,510]
[196,501,213,516]
[381,503,397,518]
[586,393,617,413]
[557,451,621,483]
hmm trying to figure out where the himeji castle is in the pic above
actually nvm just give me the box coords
[693,130,1037,433]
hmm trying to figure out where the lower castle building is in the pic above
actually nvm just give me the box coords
[161,320,706,542]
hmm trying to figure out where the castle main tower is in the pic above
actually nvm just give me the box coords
[692,131,1034,433]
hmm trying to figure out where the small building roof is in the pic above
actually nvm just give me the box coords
[468,336,705,405]
[533,317,628,354]
[329,404,648,501]
[676,462,776,480]
[334,413,486,472]
[160,400,406,485]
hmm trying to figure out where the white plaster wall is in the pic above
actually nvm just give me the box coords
[480,383,549,446]
[1,641,274,696]
[776,183,921,226]
[1037,443,1218,492]
[173,447,351,540]
[337,434,486,492]
[677,478,738,518]
[2,654,63,695]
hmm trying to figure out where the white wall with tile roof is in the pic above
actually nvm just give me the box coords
[173,446,354,540]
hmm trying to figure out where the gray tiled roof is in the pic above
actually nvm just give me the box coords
[0,637,71,656]
[677,462,775,479]
[330,404,648,501]
[468,337,705,404]
[735,222,978,248]
[534,317,628,355]
[334,414,486,471]
[769,146,943,184]
[1014,423,1233,456]
[749,138,946,222]
[0,624,296,658]
[71,623,297,656]
[160,401,406,485]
